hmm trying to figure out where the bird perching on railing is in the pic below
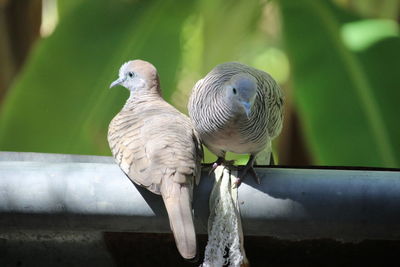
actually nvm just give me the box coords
[188,62,284,185]
[108,60,203,260]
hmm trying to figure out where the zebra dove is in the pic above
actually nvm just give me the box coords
[108,60,202,260]
[188,62,283,185]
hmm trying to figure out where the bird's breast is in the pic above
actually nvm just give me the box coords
[202,119,266,155]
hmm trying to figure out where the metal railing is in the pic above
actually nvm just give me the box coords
[1,151,400,241]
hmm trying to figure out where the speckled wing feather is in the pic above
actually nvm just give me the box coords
[108,101,201,194]
[107,60,202,260]
[108,99,202,259]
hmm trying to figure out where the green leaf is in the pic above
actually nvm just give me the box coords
[199,0,263,72]
[0,0,194,155]
[341,19,399,51]
[357,37,400,163]
[279,0,400,167]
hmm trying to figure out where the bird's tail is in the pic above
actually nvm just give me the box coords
[161,180,197,260]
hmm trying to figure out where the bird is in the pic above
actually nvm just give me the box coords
[108,60,203,260]
[188,62,284,185]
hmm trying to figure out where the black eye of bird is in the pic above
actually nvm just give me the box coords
[232,88,237,95]
[128,72,134,78]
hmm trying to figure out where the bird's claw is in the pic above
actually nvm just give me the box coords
[237,165,260,185]
[221,159,236,167]
[208,158,235,175]
[208,162,219,175]
[208,157,260,188]
[248,166,261,184]
[233,177,242,188]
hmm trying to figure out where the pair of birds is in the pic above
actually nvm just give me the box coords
[107,60,284,260]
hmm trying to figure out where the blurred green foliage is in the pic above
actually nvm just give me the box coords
[0,0,399,167]
[280,0,400,167]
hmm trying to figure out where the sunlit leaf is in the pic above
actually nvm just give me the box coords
[341,19,398,51]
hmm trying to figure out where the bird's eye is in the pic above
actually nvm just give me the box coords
[128,72,134,78]
[232,88,237,95]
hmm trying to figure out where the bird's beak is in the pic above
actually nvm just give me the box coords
[241,101,252,118]
[110,77,125,88]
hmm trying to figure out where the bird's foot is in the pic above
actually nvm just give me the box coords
[233,155,259,187]
[208,157,235,175]
[234,166,260,187]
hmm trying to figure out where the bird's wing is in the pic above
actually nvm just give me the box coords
[109,105,201,195]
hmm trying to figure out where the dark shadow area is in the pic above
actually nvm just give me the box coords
[2,231,400,266]
[128,170,213,235]
[234,166,400,239]
[131,182,168,218]
[104,233,400,267]
[104,232,205,267]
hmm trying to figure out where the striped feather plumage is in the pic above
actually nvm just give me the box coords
[188,62,284,183]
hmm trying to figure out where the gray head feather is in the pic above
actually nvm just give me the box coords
[225,73,257,117]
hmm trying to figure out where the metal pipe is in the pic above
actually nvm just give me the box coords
[1,152,399,241]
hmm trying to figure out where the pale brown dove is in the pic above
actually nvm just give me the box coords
[188,62,284,185]
[108,60,202,260]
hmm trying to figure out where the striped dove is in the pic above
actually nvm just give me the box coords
[108,60,202,260]
[188,62,283,185]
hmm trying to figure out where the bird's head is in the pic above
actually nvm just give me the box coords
[110,60,160,93]
[225,73,257,118]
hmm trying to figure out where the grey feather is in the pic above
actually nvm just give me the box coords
[188,62,283,174]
